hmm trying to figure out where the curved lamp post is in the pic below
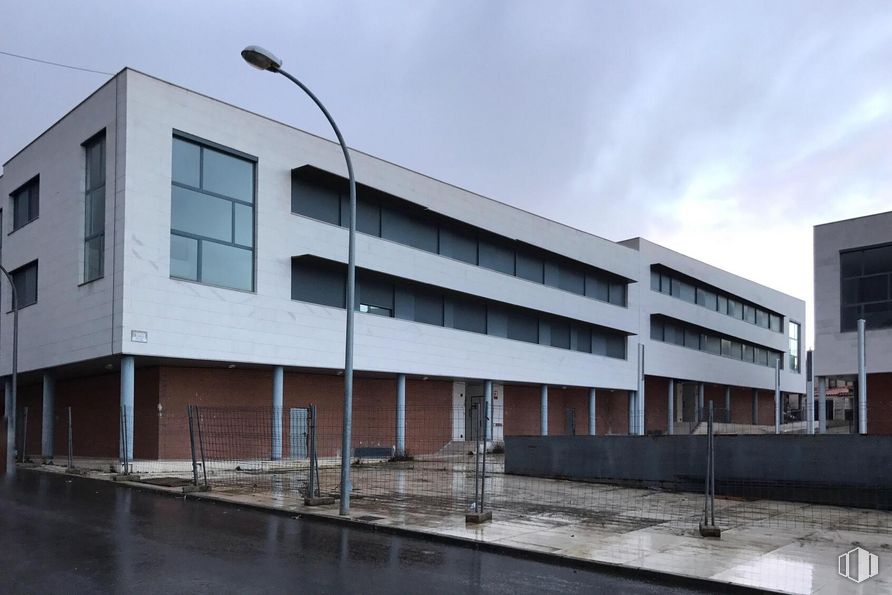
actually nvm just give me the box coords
[1,266,18,476]
[241,45,357,516]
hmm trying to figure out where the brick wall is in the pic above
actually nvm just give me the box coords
[868,372,892,435]
[503,385,541,437]
[644,376,669,434]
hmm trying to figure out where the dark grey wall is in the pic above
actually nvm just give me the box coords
[505,435,892,509]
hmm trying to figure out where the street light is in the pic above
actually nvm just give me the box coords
[241,45,357,516]
[1,266,18,476]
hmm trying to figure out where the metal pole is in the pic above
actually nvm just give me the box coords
[805,350,814,435]
[709,401,715,526]
[818,376,827,433]
[395,374,406,456]
[483,380,493,441]
[667,380,674,435]
[272,366,283,461]
[588,388,597,436]
[480,399,488,514]
[539,385,548,436]
[774,360,781,434]
[472,400,480,511]
[67,406,73,470]
[21,406,28,463]
[1,266,19,475]
[195,406,208,486]
[697,384,704,424]
[857,318,867,435]
[270,68,357,516]
[637,344,645,436]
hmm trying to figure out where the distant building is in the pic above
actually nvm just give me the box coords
[814,211,892,434]
[0,69,806,462]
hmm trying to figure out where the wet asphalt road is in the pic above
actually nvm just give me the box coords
[0,470,721,595]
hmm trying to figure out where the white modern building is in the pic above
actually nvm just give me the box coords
[0,69,806,462]
[814,211,892,435]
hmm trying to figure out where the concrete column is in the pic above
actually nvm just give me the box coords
[539,384,548,436]
[818,376,827,433]
[396,374,406,455]
[805,351,814,435]
[41,373,55,462]
[628,391,637,435]
[667,380,675,435]
[637,344,645,436]
[697,384,705,423]
[752,388,758,425]
[3,378,11,424]
[271,366,283,461]
[119,356,135,468]
[724,386,731,424]
[588,388,596,436]
[484,380,493,441]
[857,318,867,435]
[774,360,781,434]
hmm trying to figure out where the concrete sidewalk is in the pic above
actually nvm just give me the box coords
[28,463,892,594]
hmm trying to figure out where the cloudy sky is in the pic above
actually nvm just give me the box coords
[2,1,891,345]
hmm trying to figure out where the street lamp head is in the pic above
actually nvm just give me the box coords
[241,45,282,72]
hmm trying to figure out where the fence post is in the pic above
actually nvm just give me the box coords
[195,406,208,487]
[304,404,332,506]
[466,398,492,523]
[699,401,720,537]
[187,405,199,486]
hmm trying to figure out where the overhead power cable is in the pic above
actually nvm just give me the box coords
[0,49,113,76]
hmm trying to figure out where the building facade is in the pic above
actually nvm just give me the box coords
[814,211,892,434]
[0,69,806,462]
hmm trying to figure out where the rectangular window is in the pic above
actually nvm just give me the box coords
[727,299,742,319]
[381,207,437,253]
[556,265,585,295]
[789,321,801,373]
[684,328,700,349]
[840,244,892,331]
[769,314,782,333]
[756,309,769,328]
[11,177,39,230]
[586,275,609,301]
[11,261,38,308]
[439,224,477,264]
[414,289,444,326]
[608,281,626,306]
[743,304,756,324]
[575,326,592,353]
[478,237,514,275]
[291,259,344,308]
[358,276,394,317]
[717,295,728,315]
[696,288,716,310]
[291,177,340,225]
[515,251,544,283]
[678,281,696,303]
[550,320,570,349]
[170,135,255,291]
[83,132,106,282]
[507,311,539,343]
[606,334,626,359]
[451,296,487,333]
[650,318,664,341]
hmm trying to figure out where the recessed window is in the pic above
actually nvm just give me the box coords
[11,177,39,231]
[11,261,38,308]
[84,133,106,282]
[840,244,892,331]
[789,321,801,373]
[170,135,255,291]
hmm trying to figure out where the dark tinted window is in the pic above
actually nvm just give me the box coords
[606,334,625,359]
[414,290,444,325]
[452,296,487,333]
[557,265,585,295]
[840,245,892,331]
[478,238,514,274]
[608,282,626,306]
[292,178,340,225]
[359,276,394,312]
[439,225,477,264]
[12,177,39,230]
[11,261,38,307]
[516,251,544,283]
[575,326,592,352]
[507,311,538,343]
[550,320,570,349]
[356,198,381,236]
[381,207,437,252]
[291,260,344,308]
[586,275,609,301]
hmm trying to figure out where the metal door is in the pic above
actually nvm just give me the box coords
[289,408,309,459]
[565,408,576,436]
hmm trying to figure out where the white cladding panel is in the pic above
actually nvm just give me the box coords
[0,78,123,375]
[119,71,636,388]
[814,212,892,376]
[630,239,806,393]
